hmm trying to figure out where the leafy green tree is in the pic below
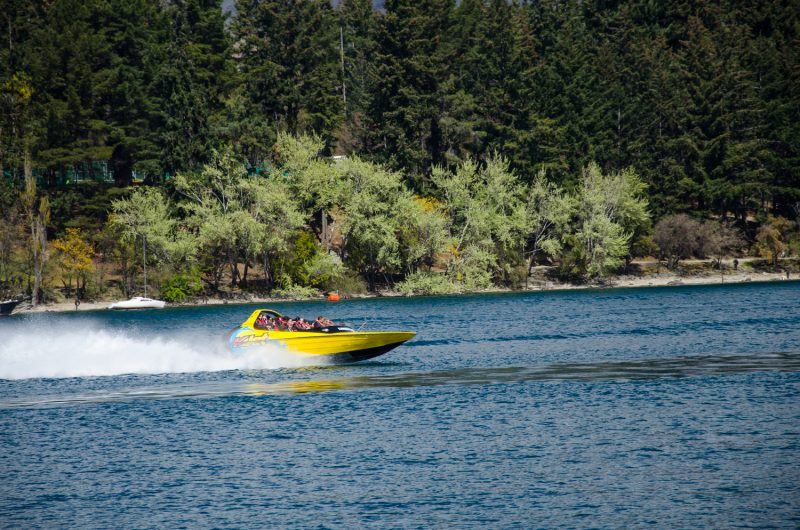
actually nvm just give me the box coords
[564,163,650,277]
[174,149,249,288]
[395,195,449,275]
[161,268,203,303]
[110,186,180,295]
[335,156,405,290]
[523,170,574,277]
[176,147,306,291]
[238,175,305,290]
[432,155,528,288]
[272,132,347,222]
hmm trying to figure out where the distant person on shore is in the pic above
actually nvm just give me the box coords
[733,259,739,271]
[75,298,80,311]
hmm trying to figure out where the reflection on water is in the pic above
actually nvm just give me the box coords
[4,351,798,409]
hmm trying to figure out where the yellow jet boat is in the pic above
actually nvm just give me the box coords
[228,309,416,363]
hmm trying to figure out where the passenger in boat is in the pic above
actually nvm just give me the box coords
[255,313,269,328]
[294,318,312,331]
[314,316,334,328]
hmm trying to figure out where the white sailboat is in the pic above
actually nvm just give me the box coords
[108,235,166,310]
[108,296,165,310]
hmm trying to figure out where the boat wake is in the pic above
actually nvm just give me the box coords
[0,322,327,380]
[3,351,799,409]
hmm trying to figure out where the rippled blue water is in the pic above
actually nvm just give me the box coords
[1,282,799,528]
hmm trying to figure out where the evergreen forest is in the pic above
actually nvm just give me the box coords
[1,0,799,304]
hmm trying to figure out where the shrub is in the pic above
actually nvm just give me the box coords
[304,252,343,288]
[161,270,203,303]
[396,271,459,296]
[754,215,796,269]
[272,283,321,300]
[653,214,702,269]
[324,269,368,295]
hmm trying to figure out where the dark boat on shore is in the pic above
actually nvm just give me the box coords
[0,299,22,316]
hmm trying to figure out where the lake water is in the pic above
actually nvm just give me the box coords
[1,282,799,528]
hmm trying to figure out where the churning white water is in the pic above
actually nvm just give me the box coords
[0,322,323,380]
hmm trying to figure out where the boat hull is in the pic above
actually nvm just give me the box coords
[108,297,166,310]
[229,327,415,363]
[326,340,412,363]
[0,300,22,316]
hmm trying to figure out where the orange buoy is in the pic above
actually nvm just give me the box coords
[327,292,341,302]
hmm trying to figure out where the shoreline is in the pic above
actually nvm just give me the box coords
[10,268,796,315]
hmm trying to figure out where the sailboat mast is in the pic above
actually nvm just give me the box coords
[143,234,147,297]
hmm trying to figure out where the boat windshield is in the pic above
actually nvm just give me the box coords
[254,310,284,330]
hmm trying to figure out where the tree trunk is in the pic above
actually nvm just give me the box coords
[229,255,240,287]
[33,210,46,305]
[263,252,272,291]
[0,124,4,180]
[23,147,48,307]
[321,209,329,251]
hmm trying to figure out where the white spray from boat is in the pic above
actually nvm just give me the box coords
[0,321,326,380]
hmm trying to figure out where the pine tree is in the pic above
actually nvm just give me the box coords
[150,0,232,177]
[367,0,452,186]
[538,2,597,185]
[233,0,342,156]
[335,0,377,153]
[24,0,115,182]
[0,0,43,180]
[743,0,800,216]
[436,0,484,166]
[636,31,692,216]
[506,2,567,178]
[95,0,165,185]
